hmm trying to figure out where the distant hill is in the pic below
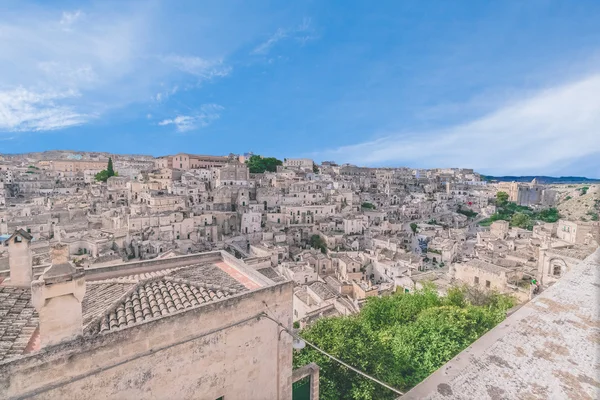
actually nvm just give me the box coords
[481,175,600,184]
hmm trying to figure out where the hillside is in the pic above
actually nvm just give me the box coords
[482,175,600,184]
[554,184,600,222]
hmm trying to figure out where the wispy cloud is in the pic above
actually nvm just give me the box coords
[252,28,288,55]
[0,7,146,133]
[315,74,600,175]
[0,5,232,135]
[0,87,89,132]
[60,10,83,30]
[158,104,223,132]
[251,18,317,55]
[161,55,231,80]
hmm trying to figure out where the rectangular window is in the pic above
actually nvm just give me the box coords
[474,276,479,284]
[486,280,491,288]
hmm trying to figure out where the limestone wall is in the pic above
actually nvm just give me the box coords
[0,281,294,400]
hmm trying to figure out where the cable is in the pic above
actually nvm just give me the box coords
[259,313,405,396]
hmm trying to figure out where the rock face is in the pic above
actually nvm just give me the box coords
[556,184,599,222]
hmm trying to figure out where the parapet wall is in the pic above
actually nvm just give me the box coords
[0,281,295,400]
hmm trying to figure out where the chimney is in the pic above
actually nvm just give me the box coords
[5,229,33,287]
[31,244,86,347]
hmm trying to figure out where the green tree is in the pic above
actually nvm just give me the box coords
[293,287,515,399]
[361,202,376,210]
[537,208,560,223]
[313,163,319,173]
[496,191,509,205]
[95,157,118,182]
[410,223,418,234]
[246,155,283,173]
[511,212,531,229]
[107,157,115,176]
[309,234,328,253]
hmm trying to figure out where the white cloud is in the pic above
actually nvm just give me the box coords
[161,55,231,80]
[158,104,223,132]
[252,29,288,55]
[316,74,600,175]
[0,5,231,135]
[0,6,146,133]
[60,10,83,29]
[251,18,317,55]
[0,87,89,132]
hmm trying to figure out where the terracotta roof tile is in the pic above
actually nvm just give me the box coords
[90,277,238,335]
[0,287,38,362]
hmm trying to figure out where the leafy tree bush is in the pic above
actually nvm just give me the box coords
[245,155,282,173]
[510,212,531,229]
[457,205,477,218]
[410,223,418,234]
[484,201,560,230]
[95,157,118,182]
[496,191,509,205]
[536,207,560,223]
[361,202,376,209]
[309,234,328,253]
[293,287,514,399]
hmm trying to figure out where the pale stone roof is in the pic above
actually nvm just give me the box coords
[82,282,136,328]
[256,267,286,283]
[0,287,38,362]
[548,247,593,260]
[308,281,337,301]
[463,259,512,275]
[402,248,600,400]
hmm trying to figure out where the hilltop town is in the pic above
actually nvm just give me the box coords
[0,151,598,399]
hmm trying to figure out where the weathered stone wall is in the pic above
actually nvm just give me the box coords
[454,264,507,291]
[0,281,294,400]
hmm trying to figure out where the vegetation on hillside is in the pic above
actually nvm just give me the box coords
[479,191,560,229]
[309,234,328,254]
[456,205,478,218]
[361,202,376,210]
[246,155,283,173]
[95,157,118,182]
[293,286,515,400]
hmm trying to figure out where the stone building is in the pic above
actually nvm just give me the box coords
[0,237,307,399]
[215,163,250,187]
[453,259,522,291]
[556,219,598,245]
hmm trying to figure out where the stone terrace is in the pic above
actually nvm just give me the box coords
[401,247,600,400]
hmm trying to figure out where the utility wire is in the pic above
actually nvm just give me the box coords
[260,313,405,396]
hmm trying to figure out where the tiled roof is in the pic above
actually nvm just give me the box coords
[0,287,38,362]
[0,262,253,354]
[82,282,136,328]
[90,277,238,334]
[170,263,247,292]
[308,281,338,301]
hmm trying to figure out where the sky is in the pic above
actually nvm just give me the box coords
[1,0,600,177]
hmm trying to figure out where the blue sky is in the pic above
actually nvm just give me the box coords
[1,0,600,177]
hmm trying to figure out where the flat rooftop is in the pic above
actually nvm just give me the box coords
[401,247,600,399]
